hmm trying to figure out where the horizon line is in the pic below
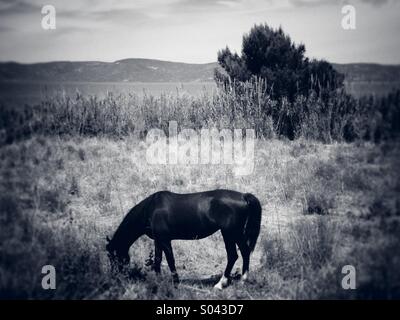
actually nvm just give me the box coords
[1,57,400,67]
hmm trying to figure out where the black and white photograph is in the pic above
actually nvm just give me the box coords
[0,0,400,304]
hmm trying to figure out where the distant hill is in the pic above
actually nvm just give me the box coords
[332,63,400,82]
[0,59,217,83]
[0,59,399,97]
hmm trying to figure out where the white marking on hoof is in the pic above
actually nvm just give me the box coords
[241,272,249,282]
[214,275,229,290]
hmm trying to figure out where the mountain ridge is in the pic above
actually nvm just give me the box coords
[0,58,400,83]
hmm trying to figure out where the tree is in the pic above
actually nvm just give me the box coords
[216,23,343,101]
[308,59,344,100]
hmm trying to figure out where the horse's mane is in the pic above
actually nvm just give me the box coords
[108,193,154,252]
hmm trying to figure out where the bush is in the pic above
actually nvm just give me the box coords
[216,24,343,102]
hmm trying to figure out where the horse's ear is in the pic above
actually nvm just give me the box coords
[106,236,111,243]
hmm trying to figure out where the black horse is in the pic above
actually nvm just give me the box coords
[106,189,262,289]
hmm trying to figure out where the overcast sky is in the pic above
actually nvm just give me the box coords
[0,0,399,64]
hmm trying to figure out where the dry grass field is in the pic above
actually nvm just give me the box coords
[1,134,399,299]
[1,0,400,303]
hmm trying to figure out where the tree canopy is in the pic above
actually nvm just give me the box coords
[216,24,344,101]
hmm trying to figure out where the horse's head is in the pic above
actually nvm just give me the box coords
[106,236,130,273]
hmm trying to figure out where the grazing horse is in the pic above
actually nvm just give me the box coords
[106,189,262,289]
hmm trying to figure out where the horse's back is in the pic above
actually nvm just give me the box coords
[152,189,247,217]
[148,189,250,240]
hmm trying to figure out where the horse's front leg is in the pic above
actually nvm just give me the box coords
[160,240,179,284]
[154,241,163,274]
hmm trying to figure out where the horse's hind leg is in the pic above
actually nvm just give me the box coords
[237,238,250,281]
[160,240,179,284]
[214,233,238,290]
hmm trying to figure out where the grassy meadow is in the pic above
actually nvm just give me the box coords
[1,134,400,299]
[1,85,400,299]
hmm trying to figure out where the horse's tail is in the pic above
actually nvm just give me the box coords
[243,193,262,253]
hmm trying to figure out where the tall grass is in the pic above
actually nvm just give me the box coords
[1,80,399,146]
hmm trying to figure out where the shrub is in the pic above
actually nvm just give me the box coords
[216,24,343,102]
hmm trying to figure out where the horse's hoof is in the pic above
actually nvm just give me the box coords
[240,272,249,282]
[172,273,180,285]
[213,283,224,290]
[214,275,229,290]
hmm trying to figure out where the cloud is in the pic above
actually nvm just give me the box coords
[289,0,390,7]
[170,0,244,13]
[0,24,12,32]
[0,0,160,36]
[359,0,389,7]
[0,0,166,20]
[0,0,40,16]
